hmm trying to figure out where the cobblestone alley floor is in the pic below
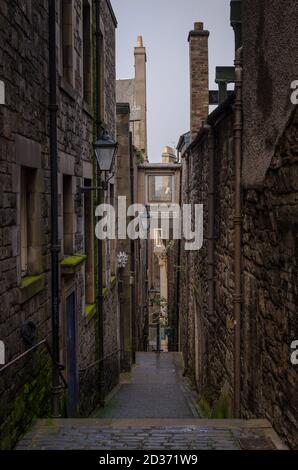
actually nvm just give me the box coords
[16,353,287,450]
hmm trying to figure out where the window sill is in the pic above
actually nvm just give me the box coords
[60,254,87,275]
[59,76,77,102]
[111,276,117,289]
[82,100,94,118]
[101,277,117,300]
[19,274,46,304]
[84,303,96,322]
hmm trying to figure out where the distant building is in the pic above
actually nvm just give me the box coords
[117,36,148,162]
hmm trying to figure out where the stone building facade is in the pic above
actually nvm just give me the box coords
[115,102,140,371]
[179,2,298,449]
[0,0,119,449]
[116,36,148,162]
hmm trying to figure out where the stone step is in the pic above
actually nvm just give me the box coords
[16,418,287,450]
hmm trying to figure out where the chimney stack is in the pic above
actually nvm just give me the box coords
[134,35,148,160]
[162,146,177,164]
[188,22,209,142]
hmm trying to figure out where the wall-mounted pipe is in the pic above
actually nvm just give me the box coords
[48,0,61,418]
[95,0,105,406]
[233,46,243,418]
[204,125,215,323]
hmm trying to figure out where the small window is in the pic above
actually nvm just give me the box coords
[63,175,74,256]
[148,175,173,203]
[20,167,40,277]
[61,0,74,85]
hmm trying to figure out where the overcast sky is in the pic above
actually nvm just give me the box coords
[112,0,234,162]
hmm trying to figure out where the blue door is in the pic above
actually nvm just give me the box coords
[66,292,77,417]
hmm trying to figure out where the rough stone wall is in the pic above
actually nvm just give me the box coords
[167,240,179,351]
[0,0,118,448]
[242,0,298,187]
[180,104,298,447]
[103,285,120,395]
[241,108,298,449]
[116,103,134,371]
[101,0,116,139]
[0,0,52,450]
[179,156,191,372]
[180,110,234,398]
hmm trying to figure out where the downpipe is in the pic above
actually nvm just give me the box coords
[233,46,243,418]
[48,0,61,418]
[204,124,215,324]
[95,0,105,407]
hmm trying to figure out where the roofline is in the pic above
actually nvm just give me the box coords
[185,93,236,155]
[106,0,118,28]
[207,92,235,126]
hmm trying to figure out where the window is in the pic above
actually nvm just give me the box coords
[63,175,74,255]
[61,0,74,85]
[20,167,40,277]
[84,179,94,304]
[148,175,173,203]
[83,0,92,103]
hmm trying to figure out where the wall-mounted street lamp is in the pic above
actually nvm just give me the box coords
[81,130,118,192]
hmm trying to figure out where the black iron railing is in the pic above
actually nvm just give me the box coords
[0,338,67,390]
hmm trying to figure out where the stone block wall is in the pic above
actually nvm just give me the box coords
[0,0,119,448]
[0,0,52,450]
[241,108,298,449]
[179,103,298,448]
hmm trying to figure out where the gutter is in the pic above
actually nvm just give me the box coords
[48,0,61,417]
[106,0,118,28]
[233,46,243,418]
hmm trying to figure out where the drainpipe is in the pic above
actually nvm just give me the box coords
[48,0,61,417]
[129,132,136,363]
[184,153,190,374]
[95,0,105,406]
[205,125,215,323]
[233,46,243,418]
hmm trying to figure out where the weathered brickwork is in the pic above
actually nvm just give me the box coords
[0,0,119,449]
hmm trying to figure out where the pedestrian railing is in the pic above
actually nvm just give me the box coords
[0,338,68,390]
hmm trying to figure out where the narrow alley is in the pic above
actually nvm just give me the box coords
[16,353,285,451]
[0,0,297,459]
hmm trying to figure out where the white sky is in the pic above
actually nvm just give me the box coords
[112,0,234,162]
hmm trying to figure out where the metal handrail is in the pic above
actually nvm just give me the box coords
[0,338,68,389]
[78,349,121,374]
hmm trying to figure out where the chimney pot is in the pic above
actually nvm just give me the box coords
[137,35,143,47]
[194,22,204,31]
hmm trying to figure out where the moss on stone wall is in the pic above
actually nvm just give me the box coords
[0,351,51,450]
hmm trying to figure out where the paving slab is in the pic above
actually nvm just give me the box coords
[16,353,287,450]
